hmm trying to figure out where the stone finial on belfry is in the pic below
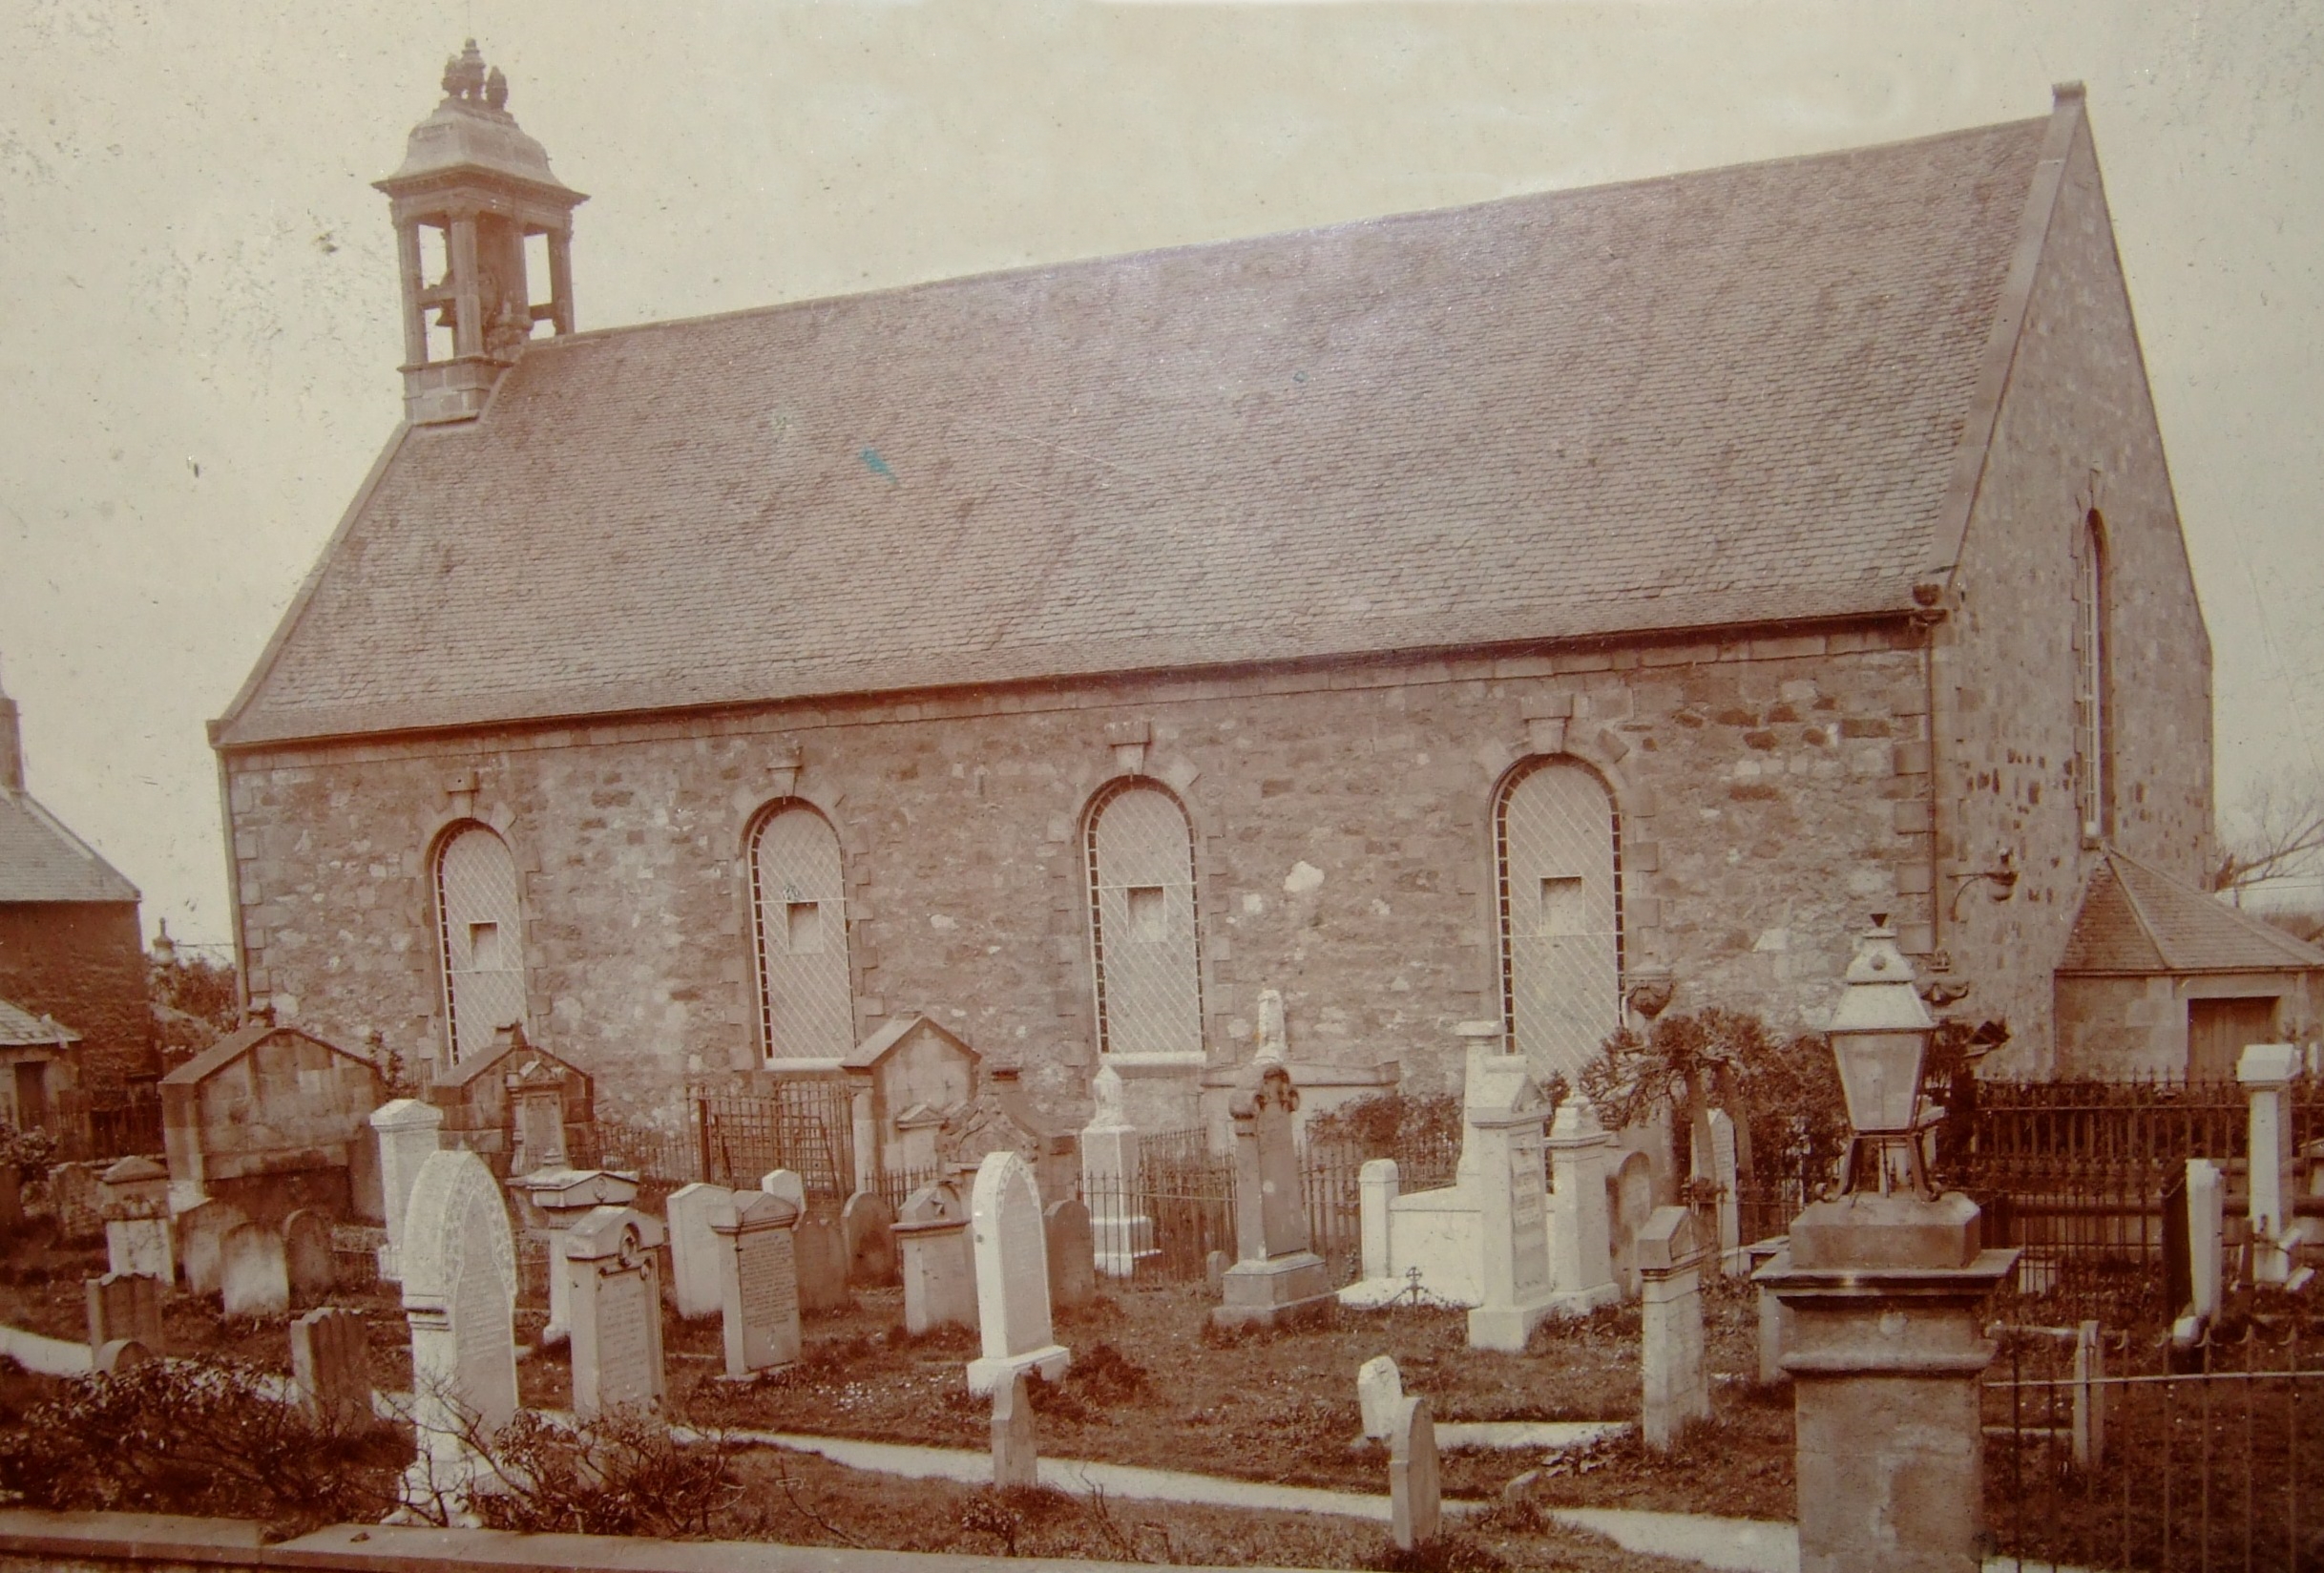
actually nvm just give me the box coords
[442,40,488,103]
[484,67,509,112]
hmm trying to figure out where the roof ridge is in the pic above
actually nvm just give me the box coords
[513,114,2055,362]
[2108,846,2324,968]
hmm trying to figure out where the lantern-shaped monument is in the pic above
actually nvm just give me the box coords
[1754,916,2017,1573]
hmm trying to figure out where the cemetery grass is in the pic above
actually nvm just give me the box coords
[676,1275,1794,1522]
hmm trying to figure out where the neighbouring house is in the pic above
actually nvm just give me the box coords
[209,53,2212,1139]
[0,672,149,1143]
[159,1022,387,1224]
[2054,849,2324,1079]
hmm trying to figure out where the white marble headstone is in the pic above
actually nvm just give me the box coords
[664,1182,735,1321]
[398,1147,518,1514]
[964,1150,1069,1395]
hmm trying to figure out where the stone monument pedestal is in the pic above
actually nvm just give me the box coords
[1755,1190,2016,1573]
[1213,1249,1336,1331]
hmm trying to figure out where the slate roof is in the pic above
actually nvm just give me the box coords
[2058,850,2324,976]
[0,998,77,1049]
[0,790,140,905]
[216,111,2058,747]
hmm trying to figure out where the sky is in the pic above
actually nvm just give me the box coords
[2,0,2320,948]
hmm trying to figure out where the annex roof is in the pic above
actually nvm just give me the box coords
[216,104,2066,748]
[0,998,78,1050]
[158,1022,375,1087]
[2058,850,2324,976]
[0,790,140,905]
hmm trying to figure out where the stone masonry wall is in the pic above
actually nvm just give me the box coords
[0,900,151,1093]
[1938,111,2214,1075]
[221,631,1946,1129]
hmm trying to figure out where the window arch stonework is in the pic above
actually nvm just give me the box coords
[1494,755,1623,1080]
[431,820,527,1067]
[1084,778,1204,1059]
[749,800,855,1062]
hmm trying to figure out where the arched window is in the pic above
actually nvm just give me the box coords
[433,822,527,1066]
[749,802,854,1062]
[1085,779,1203,1058]
[1496,757,1623,1078]
[2073,510,2110,846]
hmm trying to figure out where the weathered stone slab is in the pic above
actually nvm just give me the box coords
[176,1198,247,1297]
[1357,1354,1403,1439]
[1389,1395,1440,1550]
[283,1208,336,1305]
[664,1182,734,1322]
[220,1222,290,1318]
[85,1271,163,1353]
[841,1189,898,1288]
[992,1371,1037,1490]
[1043,1199,1095,1311]
[368,1098,444,1283]
[896,1179,977,1336]
[1638,1206,1708,1451]
[99,1158,174,1286]
[291,1306,372,1429]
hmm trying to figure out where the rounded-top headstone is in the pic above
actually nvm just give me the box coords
[842,1190,898,1287]
[283,1208,336,1303]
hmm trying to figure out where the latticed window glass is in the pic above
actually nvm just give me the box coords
[434,823,526,1066]
[750,803,854,1062]
[1086,780,1203,1057]
[2073,511,2109,844]
[1497,759,1623,1079]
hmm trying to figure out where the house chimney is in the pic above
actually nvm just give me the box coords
[0,661,22,794]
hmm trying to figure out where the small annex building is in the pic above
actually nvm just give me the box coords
[159,1022,387,1223]
[0,672,149,1142]
[2054,850,2324,1080]
[211,52,2215,1136]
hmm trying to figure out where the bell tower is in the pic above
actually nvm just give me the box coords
[375,42,586,425]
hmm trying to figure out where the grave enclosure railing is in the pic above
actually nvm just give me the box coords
[1984,1316,2324,1570]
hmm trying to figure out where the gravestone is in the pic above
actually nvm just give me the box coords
[1080,1065,1156,1278]
[992,1370,1038,1490]
[761,1169,807,1211]
[368,1098,445,1283]
[712,1190,802,1380]
[1546,1098,1621,1314]
[564,1205,669,1420]
[1463,1038,1556,1351]
[2241,1043,2302,1284]
[506,1060,572,1178]
[842,1189,898,1288]
[398,1146,519,1515]
[1695,1109,1741,1271]
[1357,1354,1403,1439]
[1388,1395,1441,1551]
[1044,1199,1095,1311]
[1204,1249,1228,1293]
[510,1166,638,1344]
[2188,1158,2225,1327]
[98,1157,174,1285]
[283,1208,337,1305]
[1357,1160,1398,1281]
[966,1150,1070,1395]
[1637,1206,1709,1450]
[292,1306,373,1429]
[94,1337,149,1374]
[1608,1151,1657,1300]
[794,1207,850,1316]
[895,1178,978,1335]
[1746,1236,1790,1386]
[177,1197,247,1297]
[85,1270,163,1353]
[2161,1166,2191,1323]
[1213,1053,1335,1331]
[664,1182,735,1321]
[220,1221,290,1317]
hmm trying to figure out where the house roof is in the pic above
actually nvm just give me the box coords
[0,789,140,904]
[158,1022,379,1087]
[0,998,77,1049]
[2058,850,2324,976]
[215,104,2063,749]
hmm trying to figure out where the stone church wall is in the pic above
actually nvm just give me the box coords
[1941,114,2215,1076]
[221,631,1946,1126]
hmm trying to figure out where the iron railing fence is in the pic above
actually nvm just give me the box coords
[573,1117,701,1186]
[1985,1316,2324,1570]
[691,1082,856,1197]
[81,1093,162,1162]
[1949,1074,2324,1191]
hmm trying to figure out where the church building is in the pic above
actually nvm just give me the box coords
[211,49,2217,1133]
